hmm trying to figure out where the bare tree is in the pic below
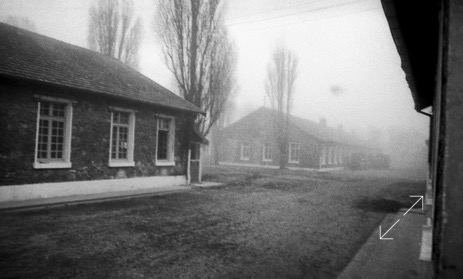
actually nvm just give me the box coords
[4,16,36,32]
[88,0,143,69]
[154,0,236,137]
[211,98,236,164]
[265,44,298,169]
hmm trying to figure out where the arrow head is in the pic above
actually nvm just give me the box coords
[379,225,394,240]
[409,195,424,210]
[379,219,400,240]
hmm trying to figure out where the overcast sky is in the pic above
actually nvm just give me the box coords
[0,0,429,141]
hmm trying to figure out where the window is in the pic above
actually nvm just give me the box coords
[34,98,73,169]
[109,109,135,167]
[241,142,251,160]
[320,146,327,165]
[334,147,338,164]
[263,142,272,162]
[156,117,175,166]
[289,142,301,164]
[328,147,333,164]
[325,146,330,164]
[339,148,343,164]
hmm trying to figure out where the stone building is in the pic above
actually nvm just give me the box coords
[218,107,376,170]
[0,23,204,202]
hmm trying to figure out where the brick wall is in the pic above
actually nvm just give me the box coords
[219,111,323,169]
[0,79,190,186]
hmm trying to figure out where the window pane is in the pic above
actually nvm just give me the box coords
[39,150,47,159]
[157,130,168,159]
[118,126,128,159]
[111,113,132,161]
[242,143,250,159]
[290,144,300,162]
[121,113,130,124]
[111,126,118,159]
[52,103,65,117]
[264,143,272,160]
[38,119,49,159]
[159,118,170,130]
[114,112,130,124]
[40,102,50,116]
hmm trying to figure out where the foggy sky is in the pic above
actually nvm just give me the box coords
[0,0,429,143]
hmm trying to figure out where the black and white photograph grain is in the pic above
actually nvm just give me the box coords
[1,0,462,278]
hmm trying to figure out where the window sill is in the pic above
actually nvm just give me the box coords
[263,159,272,162]
[288,161,300,164]
[155,160,175,167]
[240,158,250,161]
[109,161,135,167]
[34,161,72,169]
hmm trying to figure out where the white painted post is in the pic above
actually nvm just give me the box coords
[198,145,202,183]
[187,149,191,185]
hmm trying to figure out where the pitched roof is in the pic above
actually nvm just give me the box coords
[227,107,367,146]
[0,23,203,114]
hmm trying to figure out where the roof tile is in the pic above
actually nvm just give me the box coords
[0,23,203,114]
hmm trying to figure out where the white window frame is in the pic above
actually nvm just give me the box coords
[155,115,176,167]
[262,142,272,162]
[240,142,251,161]
[320,146,327,165]
[288,142,301,164]
[109,107,136,167]
[33,96,74,169]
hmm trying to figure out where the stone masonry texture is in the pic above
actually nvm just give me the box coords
[0,79,190,186]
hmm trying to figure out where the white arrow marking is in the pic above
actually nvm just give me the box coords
[379,219,400,240]
[403,196,424,216]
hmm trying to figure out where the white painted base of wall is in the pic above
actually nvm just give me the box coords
[0,176,187,203]
[218,161,280,169]
[419,225,432,261]
[318,167,344,172]
[218,161,344,172]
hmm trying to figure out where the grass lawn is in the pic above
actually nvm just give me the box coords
[0,166,425,278]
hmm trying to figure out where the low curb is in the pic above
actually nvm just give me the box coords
[0,187,192,212]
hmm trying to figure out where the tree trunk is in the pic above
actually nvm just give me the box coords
[278,111,287,170]
[189,0,199,107]
[213,134,221,165]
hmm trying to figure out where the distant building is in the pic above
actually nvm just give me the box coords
[0,23,204,202]
[217,107,377,170]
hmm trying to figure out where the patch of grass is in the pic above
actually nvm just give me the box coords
[352,180,425,214]
[0,168,426,278]
[354,198,408,213]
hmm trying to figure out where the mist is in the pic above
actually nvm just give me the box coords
[0,0,437,277]
[0,0,429,170]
